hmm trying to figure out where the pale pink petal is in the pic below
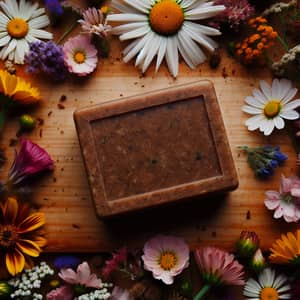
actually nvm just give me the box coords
[58,269,78,284]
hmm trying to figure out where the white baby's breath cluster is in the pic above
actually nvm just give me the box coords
[8,262,54,299]
[262,0,297,15]
[272,44,300,75]
[76,283,113,300]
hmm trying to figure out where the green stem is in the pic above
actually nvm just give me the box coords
[56,22,78,44]
[193,284,211,300]
[276,35,289,52]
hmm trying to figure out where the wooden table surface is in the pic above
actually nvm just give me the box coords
[0,22,299,253]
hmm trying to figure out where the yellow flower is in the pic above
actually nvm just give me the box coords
[0,197,46,276]
[269,230,300,265]
[0,70,41,105]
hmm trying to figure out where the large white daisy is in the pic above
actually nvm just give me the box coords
[107,0,225,77]
[243,268,291,300]
[0,0,53,64]
[243,78,300,136]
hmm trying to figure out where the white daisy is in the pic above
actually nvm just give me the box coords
[243,268,291,300]
[243,78,300,136]
[107,0,225,77]
[0,0,53,64]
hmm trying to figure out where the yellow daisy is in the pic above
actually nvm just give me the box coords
[0,197,46,276]
[269,230,300,265]
[0,70,40,105]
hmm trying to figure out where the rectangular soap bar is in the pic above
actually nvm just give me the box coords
[74,81,238,218]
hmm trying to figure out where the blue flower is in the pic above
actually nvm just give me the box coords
[54,255,80,269]
[44,0,64,16]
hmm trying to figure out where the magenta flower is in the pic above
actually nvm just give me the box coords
[265,175,300,222]
[102,247,127,279]
[8,139,53,185]
[46,285,73,300]
[194,247,245,299]
[59,261,102,289]
[142,235,189,285]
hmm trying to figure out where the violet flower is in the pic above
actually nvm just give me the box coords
[44,0,64,16]
[8,139,54,185]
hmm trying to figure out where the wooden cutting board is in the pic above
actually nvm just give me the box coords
[0,23,298,252]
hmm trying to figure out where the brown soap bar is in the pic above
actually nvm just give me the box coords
[74,81,238,218]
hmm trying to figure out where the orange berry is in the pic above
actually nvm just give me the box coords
[237,49,243,55]
[257,42,264,50]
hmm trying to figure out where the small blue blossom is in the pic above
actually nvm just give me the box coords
[44,0,64,16]
[54,255,81,269]
[25,41,68,81]
[239,145,287,179]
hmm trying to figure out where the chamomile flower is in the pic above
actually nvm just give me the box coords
[243,268,291,300]
[107,0,225,77]
[243,78,300,135]
[0,0,53,64]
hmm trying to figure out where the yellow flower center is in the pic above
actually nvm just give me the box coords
[149,0,184,35]
[264,100,281,118]
[74,51,86,64]
[159,251,177,270]
[7,18,29,39]
[0,225,19,248]
[260,287,279,300]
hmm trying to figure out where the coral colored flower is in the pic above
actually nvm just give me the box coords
[194,246,245,286]
[63,35,98,76]
[142,235,189,285]
[269,230,300,265]
[78,7,111,37]
[8,139,53,185]
[0,0,52,64]
[0,70,41,106]
[265,175,300,223]
[243,78,300,135]
[46,285,73,300]
[0,197,46,276]
[59,261,102,289]
[243,268,291,300]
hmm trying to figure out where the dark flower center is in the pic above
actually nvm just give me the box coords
[0,225,19,248]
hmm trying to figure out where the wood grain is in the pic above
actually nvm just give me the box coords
[0,15,299,252]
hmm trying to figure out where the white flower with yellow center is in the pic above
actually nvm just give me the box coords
[107,0,225,77]
[243,268,291,300]
[243,78,300,136]
[0,0,53,64]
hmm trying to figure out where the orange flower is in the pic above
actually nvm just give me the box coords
[269,230,300,265]
[0,197,46,276]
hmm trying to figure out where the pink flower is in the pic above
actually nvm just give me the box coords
[59,261,102,288]
[110,286,133,300]
[46,285,73,300]
[142,235,189,285]
[78,7,111,37]
[265,175,300,222]
[63,35,98,76]
[102,247,127,279]
[194,246,245,286]
[8,138,53,185]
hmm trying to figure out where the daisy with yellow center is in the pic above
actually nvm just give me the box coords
[0,0,52,64]
[0,197,46,276]
[63,35,98,76]
[107,0,225,77]
[243,268,291,300]
[269,230,300,265]
[142,234,189,284]
[243,78,300,135]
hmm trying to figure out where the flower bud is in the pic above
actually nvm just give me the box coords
[19,114,36,130]
[236,231,259,258]
[0,281,12,299]
[250,249,266,273]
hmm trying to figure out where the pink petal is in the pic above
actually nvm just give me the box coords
[265,199,280,210]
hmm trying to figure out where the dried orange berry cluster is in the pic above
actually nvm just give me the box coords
[235,17,278,64]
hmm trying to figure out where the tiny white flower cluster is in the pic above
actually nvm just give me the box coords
[262,0,297,15]
[76,283,113,300]
[8,262,54,299]
[272,44,300,75]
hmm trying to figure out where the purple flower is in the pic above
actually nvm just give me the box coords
[54,255,80,269]
[25,41,68,81]
[8,139,54,185]
[44,0,64,16]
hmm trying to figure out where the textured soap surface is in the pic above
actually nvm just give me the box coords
[74,81,238,218]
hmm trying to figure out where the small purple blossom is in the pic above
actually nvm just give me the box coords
[8,139,54,185]
[44,0,64,16]
[25,41,68,81]
[212,0,254,29]
[54,255,81,269]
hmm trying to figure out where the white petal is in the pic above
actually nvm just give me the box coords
[279,110,299,120]
[28,15,50,29]
[0,34,10,47]
[107,13,147,22]
[123,0,150,13]
[273,274,288,290]
[252,88,268,104]
[278,78,293,100]
[260,80,272,99]
[156,38,167,72]
[119,25,150,41]
[14,38,28,64]
[1,38,17,59]
[282,99,300,110]
[184,20,221,36]
[262,120,275,136]
[242,105,262,114]
[271,78,281,99]
[135,31,155,67]
[165,37,179,77]
[28,29,52,40]
[123,34,149,63]
[245,115,264,131]
[273,116,285,129]
[282,87,298,104]
[111,22,148,35]
[185,5,225,20]
[245,96,264,108]
[141,35,161,73]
